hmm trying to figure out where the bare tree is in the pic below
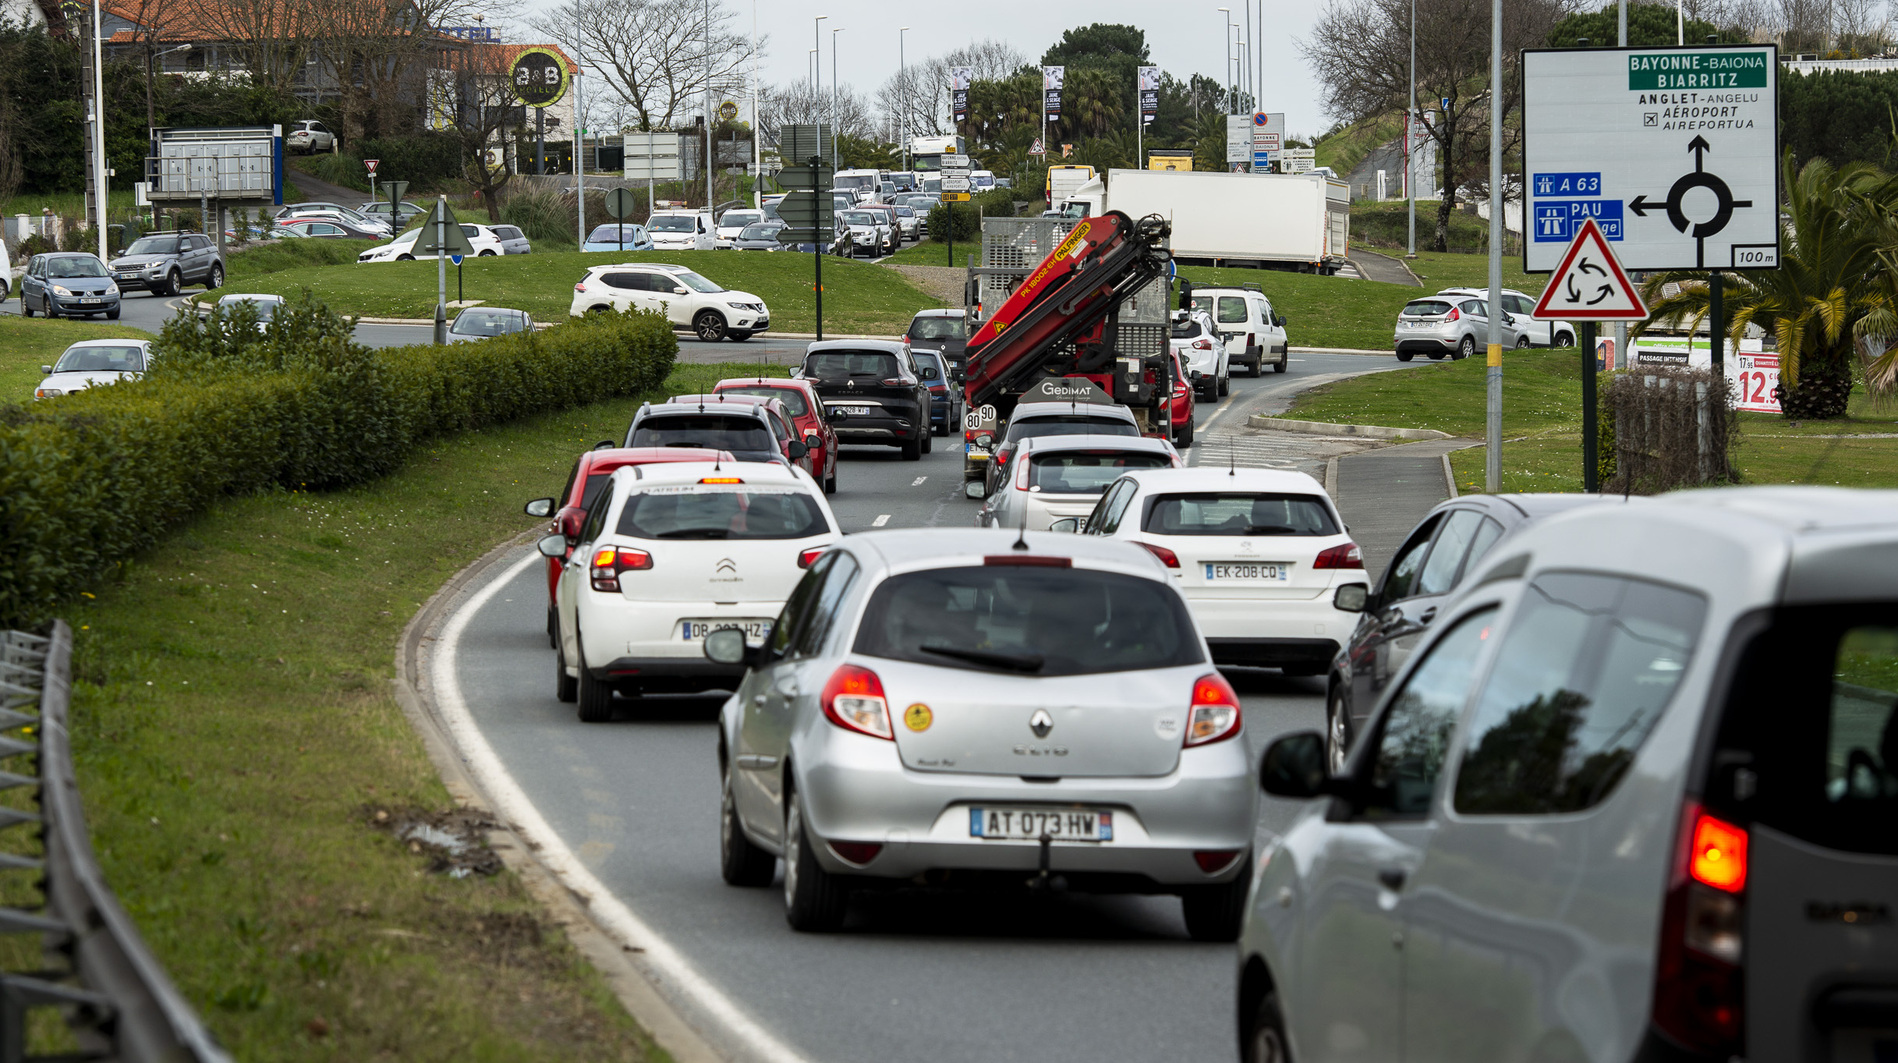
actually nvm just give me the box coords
[194,0,313,101]
[761,78,873,141]
[297,0,492,140]
[530,0,754,131]
[431,41,527,221]
[1302,0,1565,251]
[875,39,1025,144]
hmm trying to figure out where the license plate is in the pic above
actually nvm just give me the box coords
[969,808,1113,842]
[833,405,872,415]
[81,297,101,305]
[1204,563,1288,581]
[679,619,772,643]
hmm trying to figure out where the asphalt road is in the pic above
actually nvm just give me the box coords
[431,352,1418,1063]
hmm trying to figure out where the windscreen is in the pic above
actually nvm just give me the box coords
[803,351,899,380]
[1170,319,1205,339]
[451,309,521,335]
[124,237,180,256]
[1028,450,1172,494]
[909,316,966,341]
[739,225,780,240]
[586,225,642,242]
[834,174,878,190]
[1142,493,1340,536]
[220,298,277,320]
[719,385,810,417]
[672,270,724,293]
[853,566,1201,676]
[628,414,775,453]
[841,212,874,226]
[1403,300,1454,317]
[648,216,696,232]
[616,484,828,540]
[1004,416,1140,443]
[48,257,107,278]
[53,345,144,373]
[721,212,761,228]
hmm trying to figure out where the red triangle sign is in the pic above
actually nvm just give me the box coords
[1532,218,1648,321]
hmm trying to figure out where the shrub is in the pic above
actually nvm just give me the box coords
[0,293,676,627]
[1600,366,1738,494]
[499,186,575,245]
[353,132,463,193]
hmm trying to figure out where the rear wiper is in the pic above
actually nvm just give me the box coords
[919,644,1045,673]
[1243,524,1298,535]
[654,529,730,539]
[660,440,709,448]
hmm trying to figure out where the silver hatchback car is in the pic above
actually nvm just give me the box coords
[1393,294,1526,362]
[704,529,1258,937]
[1238,486,1898,1063]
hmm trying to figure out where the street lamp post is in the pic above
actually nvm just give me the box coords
[899,26,909,175]
[1217,8,1232,113]
[812,15,826,88]
[1407,0,1416,256]
[831,27,843,172]
[705,0,714,213]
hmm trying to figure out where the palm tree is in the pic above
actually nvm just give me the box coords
[1635,153,1896,419]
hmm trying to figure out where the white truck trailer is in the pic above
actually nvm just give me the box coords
[1057,169,1351,274]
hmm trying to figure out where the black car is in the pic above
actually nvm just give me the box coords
[910,350,962,436]
[620,398,805,468]
[904,309,968,381]
[794,340,932,461]
[106,232,224,296]
[1323,493,1621,773]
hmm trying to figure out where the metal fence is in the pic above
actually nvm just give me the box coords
[0,623,231,1062]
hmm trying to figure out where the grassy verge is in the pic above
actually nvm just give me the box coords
[884,239,971,267]
[0,318,158,402]
[1313,113,1404,176]
[225,237,382,280]
[1351,200,1492,253]
[55,360,765,1060]
[201,249,942,333]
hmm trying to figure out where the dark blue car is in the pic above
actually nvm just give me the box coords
[910,349,961,436]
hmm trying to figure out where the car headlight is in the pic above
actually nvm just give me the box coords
[34,388,59,397]
[106,284,118,295]
[52,286,71,296]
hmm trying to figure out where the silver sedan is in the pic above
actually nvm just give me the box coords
[703,528,1258,937]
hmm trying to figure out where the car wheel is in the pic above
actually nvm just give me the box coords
[1175,419,1195,447]
[694,310,728,342]
[397,254,415,261]
[43,295,57,319]
[574,629,614,723]
[825,468,837,495]
[728,330,753,342]
[1242,989,1294,1063]
[1325,685,1352,775]
[1273,355,1288,374]
[21,295,33,318]
[106,307,120,320]
[900,434,922,461]
[1515,333,1532,350]
[1219,371,1231,397]
[783,792,848,932]
[479,249,497,256]
[1556,331,1574,347]
[720,756,776,887]
[1458,335,1476,360]
[206,263,223,290]
[165,269,182,297]
[1395,350,1413,362]
[1180,856,1251,942]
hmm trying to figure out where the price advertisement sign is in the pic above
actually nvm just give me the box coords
[1731,352,1781,412]
[1629,337,1779,412]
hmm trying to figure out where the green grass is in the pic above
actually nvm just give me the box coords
[884,239,975,267]
[0,318,158,401]
[45,361,774,1060]
[1352,200,1492,254]
[203,249,944,334]
[1313,113,1405,177]
[224,237,382,280]
[0,188,142,220]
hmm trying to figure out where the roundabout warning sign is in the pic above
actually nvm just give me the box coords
[1522,45,1778,273]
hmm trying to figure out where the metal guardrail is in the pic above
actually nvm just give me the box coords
[0,623,231,1062]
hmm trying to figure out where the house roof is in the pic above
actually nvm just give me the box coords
[100,0,457,44]
[470,42,578,75]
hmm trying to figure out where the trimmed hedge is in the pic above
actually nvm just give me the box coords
[0,294,677,627]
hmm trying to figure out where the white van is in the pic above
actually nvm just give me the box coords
[1189,285,1289,376]
[646,210,714,251]
[831,169,883,204]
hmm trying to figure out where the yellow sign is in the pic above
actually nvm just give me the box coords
[1147,153,1194,172]
[903,704,933,732]
[943,192,971,201]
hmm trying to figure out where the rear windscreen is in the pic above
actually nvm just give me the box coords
[1170,320,1205,339]
[616,485,827,540]
[1403,300,1453,317]
[719,386,809,417]
[803,352,899,379]
[628,415,774,453]
[909,316,966,341]
[853,566,1201,676]
[1142,493,1340,536]
[1029,451,1172,494]
[1005,416,1139,442]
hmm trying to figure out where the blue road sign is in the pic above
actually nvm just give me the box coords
[450,254,465,266]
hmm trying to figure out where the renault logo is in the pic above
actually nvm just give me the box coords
[715,558,737,573]
[1028,710,1053,738]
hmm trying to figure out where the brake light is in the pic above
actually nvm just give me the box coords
[574,282,587,292]
[1193,849,1243,873]
[1313,542,1364,569]
[821,664,893,739]
[995,450,1010,465]
[881,378,911,387]
[1184,673,1242,746]
[1246,332,1255,348]
[1652,802,1746,1055]
[1447,307,1461,321]
[1138,542,1180,568]
[699,477,744,484]
[798,546,828,568]
[1193,338,1214,350]
[589,546,652,591]
[983,555,1072,567]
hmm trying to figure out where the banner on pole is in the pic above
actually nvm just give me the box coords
[951,67,972,124]
[1043,66,1064,118]
[1138,66,1159,123]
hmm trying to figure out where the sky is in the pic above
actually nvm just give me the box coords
[523,0,1334,142]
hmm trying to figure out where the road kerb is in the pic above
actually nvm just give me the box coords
[1249,415,1452,441]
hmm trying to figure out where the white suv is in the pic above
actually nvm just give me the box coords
[569,262,770,342]
[541,461,841,722]
[647,209,715,250]
[1190,285,1290,375]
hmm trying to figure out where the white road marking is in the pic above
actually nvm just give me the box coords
[871,513,891,527]
[433,552,813,1063]
[910,476,927,486]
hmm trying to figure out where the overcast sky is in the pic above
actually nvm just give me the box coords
[528,0,1334,142]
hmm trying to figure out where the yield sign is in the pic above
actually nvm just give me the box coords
[365,159,380,174]
[1532,218,1648,321]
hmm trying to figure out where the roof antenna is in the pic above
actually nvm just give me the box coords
[1012,502,1031,551]
[1229,440,1236,476]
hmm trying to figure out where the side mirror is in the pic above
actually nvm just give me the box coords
[919,367,939,381]
[1259,731,1330,798]
[1333,583,1369,612]
[535,533,569,558]
[804,432,822,449]
[673,286,688,295]
[703,627,752,666]
[1048,517,1080,534]
[40,365,52,375]
[787,440,809,459]
[964,480,987,500]
[524,497,556,518]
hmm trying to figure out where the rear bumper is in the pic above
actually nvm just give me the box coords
[1205,637,1340,668]
[1394,334,1458,354]
[588,656,746,692]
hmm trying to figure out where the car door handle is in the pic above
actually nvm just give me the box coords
[1377,868,1407,891]
[1418,607,1437,624]
[752,694,767,707]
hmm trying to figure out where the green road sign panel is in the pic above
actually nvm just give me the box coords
[416,200,476,257]
[777,190,834,228]
[776,166,833,191]
[777,228,827,244]
[780,124,833,167]
[604,187,639,219]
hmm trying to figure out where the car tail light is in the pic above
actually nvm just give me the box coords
[699,477,744,484]
[828,841,883,865]
[574,282,587,293]
[798,546,828,568]
[821,664,892,739]
[900,334,910,345]
[1314,542,1364,569]
[1247,332,1256,348]
[1193,849,1243,873]
[881,377,911,387]
[1652,802,1746,1055]
[589,546,652,591]
[1193,338,1214,350]
[1446,307,1461,321]
[1185,673,1242,747]
[1137,542,1180,568]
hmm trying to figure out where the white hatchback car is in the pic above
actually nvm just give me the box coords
[34,338,152,400]
[356,222,504,262]
[1170,308,1230,402]
[568,262,770,342]
[540,461,841,722]
[1077,468,1369,676]
[977,435,1179,532]
[714,208,764,248]
[647,209,715,250]
[1239,486,1898,1063]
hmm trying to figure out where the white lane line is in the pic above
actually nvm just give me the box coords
[871,513,891,527]
[910,476,927,486]
[434,552,812,1063]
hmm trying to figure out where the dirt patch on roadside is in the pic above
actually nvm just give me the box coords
[882,263,963,306]
[364,805,504,878]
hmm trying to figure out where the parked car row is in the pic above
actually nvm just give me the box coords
[1393,286,1576,361]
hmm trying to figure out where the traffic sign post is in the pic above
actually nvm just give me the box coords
[1532,218,1650,493]
[603,187,639,252]
[940,154,973,266]
[366,158,379,202]
[775,140,831,340]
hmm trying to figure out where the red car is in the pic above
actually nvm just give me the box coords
[711,376,839,495]
[522,446,735,632]
[1168,349,1195,447]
